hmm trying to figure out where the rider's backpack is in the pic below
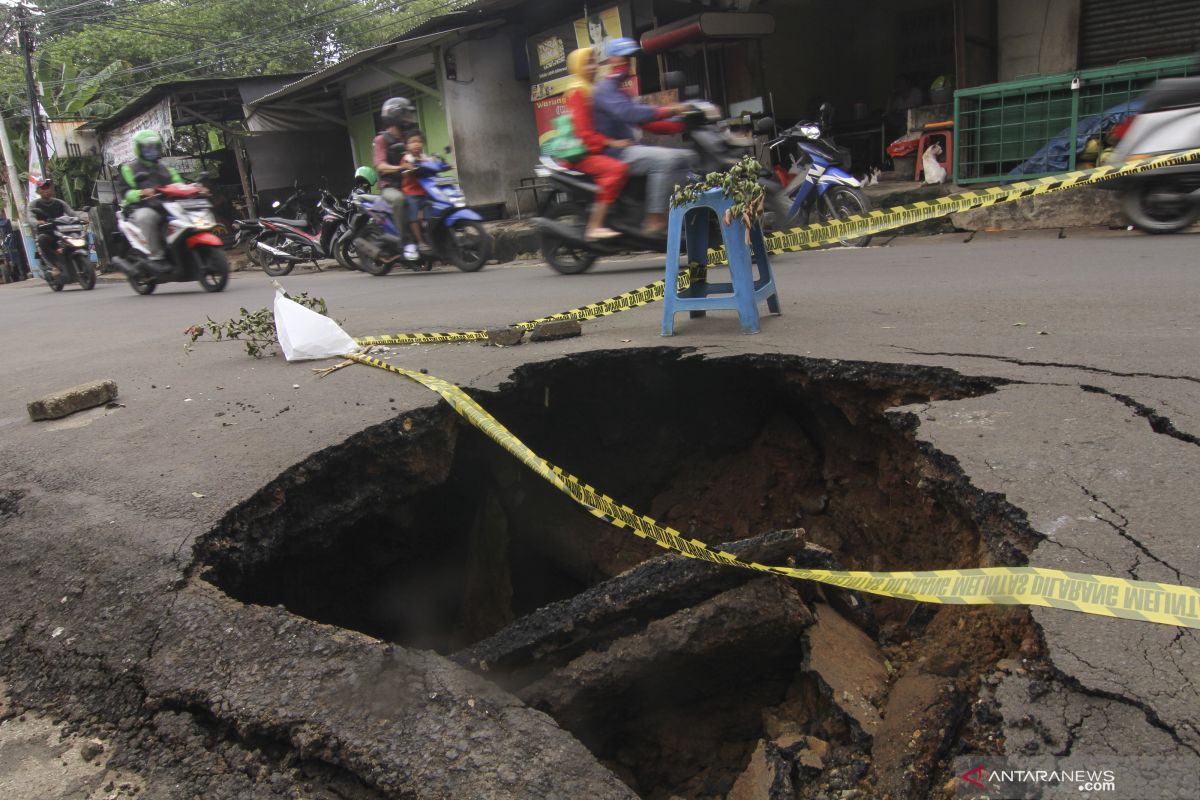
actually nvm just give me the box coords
[541,113,587,162]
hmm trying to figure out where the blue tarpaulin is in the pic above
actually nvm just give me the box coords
[1009,99,1144,176]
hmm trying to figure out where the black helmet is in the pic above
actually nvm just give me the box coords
[381,97,416,129]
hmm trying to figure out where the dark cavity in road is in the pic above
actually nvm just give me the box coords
[194,351,1042,799]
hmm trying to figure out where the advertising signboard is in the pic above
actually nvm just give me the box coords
[525,3,637,143]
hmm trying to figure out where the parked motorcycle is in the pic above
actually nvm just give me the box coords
[38,217,96,291]
[330,183,374,272]
[765,106,872,247]
[534,78,783,274]
[242,190,349,277]
[1107,77,1200,233]
[111,184,229,295]
[336,155,491,275]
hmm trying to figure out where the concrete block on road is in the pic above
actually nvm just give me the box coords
[28,380,118,422]
[530,320,582,342]
[487,327,525,347]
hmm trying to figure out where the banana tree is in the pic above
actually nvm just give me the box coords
[48,154,101,209]
[35,55,126,119]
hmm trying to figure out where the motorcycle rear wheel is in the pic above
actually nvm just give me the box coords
[127,272,156,295]
[73,253,96,290]
[256,233,294,277]
[1121,183,1200,234]
[350,235,393,276]
[818,187,872,247]
[196,247,230,292]
[446,220,491,272]
[541,202,597,275]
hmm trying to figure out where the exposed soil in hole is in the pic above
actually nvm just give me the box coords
[194,351,1042,799]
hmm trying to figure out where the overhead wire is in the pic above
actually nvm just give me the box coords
[34,0,461,98]
[28,0,372,86]
[2,0,467,104]
[37,0,240,36]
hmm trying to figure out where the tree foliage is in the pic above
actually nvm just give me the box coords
[0,0,466,122]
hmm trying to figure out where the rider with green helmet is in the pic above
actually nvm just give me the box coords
[120,130,183,261]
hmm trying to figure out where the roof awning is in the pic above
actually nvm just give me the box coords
[640,13,776,54]
[249,28,466,108]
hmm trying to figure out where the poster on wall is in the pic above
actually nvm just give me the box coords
[528,20,578,93]
[101,98,174,166]
[526,3,637,143]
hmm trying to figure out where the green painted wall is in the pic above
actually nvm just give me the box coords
[346,97,450,174]
[418,95,451,160]
[349,111,377,172]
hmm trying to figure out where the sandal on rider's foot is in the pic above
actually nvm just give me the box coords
[586,227,621,241]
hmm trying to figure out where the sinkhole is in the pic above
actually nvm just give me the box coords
[194,351,1041,799]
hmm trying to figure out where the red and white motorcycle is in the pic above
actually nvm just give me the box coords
[112,183,229,295]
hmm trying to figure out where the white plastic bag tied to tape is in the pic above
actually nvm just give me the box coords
[274,290,357,361]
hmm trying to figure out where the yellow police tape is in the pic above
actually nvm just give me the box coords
[354,269,703,346]
[355,147,1200,347]
[708,146,1200,263]
[346,351,1200,629]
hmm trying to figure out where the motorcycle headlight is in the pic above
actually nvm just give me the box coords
[65,238,86,248]
[799,124,822,139]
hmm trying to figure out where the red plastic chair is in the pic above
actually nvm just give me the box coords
[915,122,954,182]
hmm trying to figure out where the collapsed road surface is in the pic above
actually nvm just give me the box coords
[1,230,1198,799]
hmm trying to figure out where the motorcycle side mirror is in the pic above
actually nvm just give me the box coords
[754,117,776,134]
[662,71,687,91]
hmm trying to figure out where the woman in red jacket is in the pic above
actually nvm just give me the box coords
[564,47,629,240]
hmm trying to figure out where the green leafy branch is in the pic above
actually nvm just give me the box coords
[184,293,329,359]
[671,156,767,241]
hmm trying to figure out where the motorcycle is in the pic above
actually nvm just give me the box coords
[38,217,96,292]
[335,155,491,275]
[1107,76,1200,233]
[533,78,783,274]
[765,106,872,247]
[239,190,349,277]
[330,184,374,272]
[111,184,229,295]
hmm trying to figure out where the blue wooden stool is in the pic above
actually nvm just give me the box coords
[662,188,781,336]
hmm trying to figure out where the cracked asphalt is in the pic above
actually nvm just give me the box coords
[1,226,1198,797]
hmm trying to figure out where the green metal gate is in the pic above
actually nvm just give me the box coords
[953,55,1198,184]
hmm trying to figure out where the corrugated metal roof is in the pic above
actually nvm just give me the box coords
[250,26,486,107]
[82,74,308,133]
[387,1,522,43]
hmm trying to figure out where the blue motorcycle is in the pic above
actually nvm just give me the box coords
[766,115,872,247]
[335,156,491,275]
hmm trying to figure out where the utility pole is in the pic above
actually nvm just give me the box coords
[17,3,49,177]
[0,108,41,278]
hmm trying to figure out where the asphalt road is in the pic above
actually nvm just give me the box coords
[1,228,1198,798]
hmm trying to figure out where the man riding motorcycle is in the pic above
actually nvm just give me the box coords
[31,178,87,277]
[592,37,692,235]
[119,130,184,264]
[372,96,421,258]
